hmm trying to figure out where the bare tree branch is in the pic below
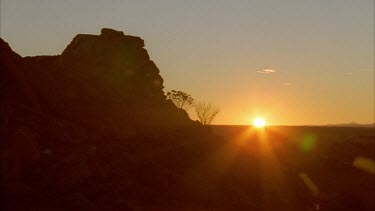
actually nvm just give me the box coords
[195,101,220,125]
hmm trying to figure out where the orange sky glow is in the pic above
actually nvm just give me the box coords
[1,0,374,125]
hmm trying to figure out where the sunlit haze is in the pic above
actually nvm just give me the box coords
[1,0,374,125]
[253,117,266,128]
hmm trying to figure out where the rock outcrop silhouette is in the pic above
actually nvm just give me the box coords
[1,29,212,210]
[23,28,191,132]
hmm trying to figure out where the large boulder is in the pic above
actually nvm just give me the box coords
[18,28,192,133]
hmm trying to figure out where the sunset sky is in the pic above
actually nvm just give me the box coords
[1,0,374,125]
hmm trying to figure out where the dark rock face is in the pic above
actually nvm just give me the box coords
[19,28,191,133]
[0,29,209,210]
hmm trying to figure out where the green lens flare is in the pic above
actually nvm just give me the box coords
[300,134,315,151]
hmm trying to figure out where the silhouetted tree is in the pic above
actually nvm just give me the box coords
[166,90,194,110]
[195,101,220,125]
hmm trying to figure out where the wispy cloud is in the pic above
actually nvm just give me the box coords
[283,82,292,86]
[343,72,353,75]
[359,68,374,72]
[257,69,276,74]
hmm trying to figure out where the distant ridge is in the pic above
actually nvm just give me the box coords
[325,122,375,127]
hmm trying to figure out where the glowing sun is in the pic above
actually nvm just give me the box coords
[253,117,266,128]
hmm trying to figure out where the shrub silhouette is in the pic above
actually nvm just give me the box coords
[166,90,194,111]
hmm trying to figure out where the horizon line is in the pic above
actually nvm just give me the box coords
[211,123,375,127]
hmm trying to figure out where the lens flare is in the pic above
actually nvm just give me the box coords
[353,156,375,175]
[298,172,319,196]
[300,134,315,151]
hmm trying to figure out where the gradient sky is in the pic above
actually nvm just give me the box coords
[1,0,374,125]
